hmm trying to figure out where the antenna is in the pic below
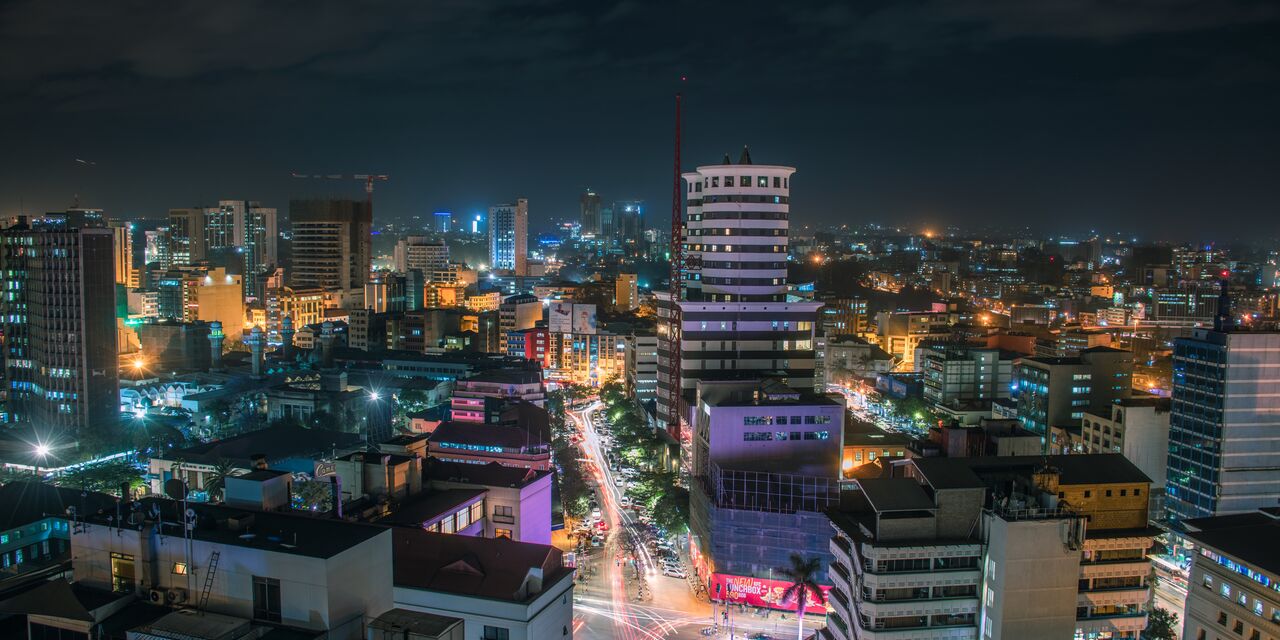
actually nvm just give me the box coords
[667,81,684,439]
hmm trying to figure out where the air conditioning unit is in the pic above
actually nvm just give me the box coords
[165,588,189,605]
[148,588,165,604]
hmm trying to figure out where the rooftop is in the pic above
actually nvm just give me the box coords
[381,488,487,527]
[1183,509,1280,577]
[392,528,572,603]
[426,460,550,489]
[428,421,550,452]
[79,497,389,559]
[856,478,936,513]
[164,425,364,467]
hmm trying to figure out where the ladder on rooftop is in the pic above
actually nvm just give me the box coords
[198,551,220,611]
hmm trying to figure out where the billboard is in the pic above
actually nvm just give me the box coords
[709,573,832,615]
[549,301,573,333]
[571,303,597,334]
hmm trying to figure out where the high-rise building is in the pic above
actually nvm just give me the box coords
[1166,308,1280,525]
[657,150,822,431]
[394,236,449,273]
[611,200,644,246]
[488,199,528,275]
[433,211,452,233]
[614,273,638,311]
[241,201,279,300]
[107,219,133,287]
[143,227,171,271]
[579,191,601,236]
[289,199,373,305]
[167,207,205,265]
[1,217,118,436]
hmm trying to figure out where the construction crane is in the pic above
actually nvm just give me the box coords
[290,172,389,208]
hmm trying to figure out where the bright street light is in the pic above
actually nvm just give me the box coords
[34,444,50,458]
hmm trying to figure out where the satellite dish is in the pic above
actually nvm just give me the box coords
[164,479,188,501]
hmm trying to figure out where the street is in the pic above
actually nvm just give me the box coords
[568,401,817,640]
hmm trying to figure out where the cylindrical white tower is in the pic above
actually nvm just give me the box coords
[683,149,793,303]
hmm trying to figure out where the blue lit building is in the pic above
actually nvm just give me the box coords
[433,210,452,233]
[1166,327,1280,525]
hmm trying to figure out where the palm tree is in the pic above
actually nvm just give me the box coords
[779,553,825,640]
[202,458,236,503]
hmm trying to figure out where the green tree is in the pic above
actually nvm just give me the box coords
[201,458,236,503]
[55,460,145,497]
[292,479,334,513]
[779,554,826,640]
[1143,607,1178,640]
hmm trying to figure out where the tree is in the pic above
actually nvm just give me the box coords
[292,478,334,513]
[1144,607,1178,640]
[778,554,826,640]
[54,460,145,497]
[201,458,236,503]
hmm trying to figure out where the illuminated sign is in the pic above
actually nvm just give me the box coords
[709,573,832,615]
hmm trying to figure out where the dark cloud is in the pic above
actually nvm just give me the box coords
[1,1,1278,240]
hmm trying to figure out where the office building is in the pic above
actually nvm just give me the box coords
[658,151,823,431]
[498,293,541,354]
[613,200,644,241]
[615,273,639,311]
[918,343,1016,408]
[626,332,658,405]
[395,236,449,273]
[289,198,373,304]
[820,296,869,338]
[580,190,601,236]
[688,380,844,614]
[822,454,1155,640]
[107,219,133,287]
[167,207,205,265]
[875,311,954,370]
[1012,346,1134,453]
[488,199,528,275]
[241,201,279,299]
[1,217,118,436]
[144,226,172,271]
[1180,509,1280,640]
[1167,320,1280,524]
[1083,396,1171,518]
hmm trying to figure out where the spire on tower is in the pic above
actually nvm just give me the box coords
[1214,272,1235,332]
[722,152,732,165]
[738,145,753,165]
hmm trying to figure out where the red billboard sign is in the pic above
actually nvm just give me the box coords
[710,573,832,615]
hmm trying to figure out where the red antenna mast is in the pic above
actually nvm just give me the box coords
[667,84,684,438]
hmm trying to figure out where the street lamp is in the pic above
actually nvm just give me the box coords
[33,444,50,479]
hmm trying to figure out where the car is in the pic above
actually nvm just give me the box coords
[747,634,776,640]
[591,536,603,547]
[590,508,602,519]
[662,567,687,579]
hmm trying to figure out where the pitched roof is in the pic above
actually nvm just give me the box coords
[856,478,936,513]
[392,528,572,602]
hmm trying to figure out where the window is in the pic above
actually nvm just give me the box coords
[1105,490,1113,497]
[483,626,510,640]
[739,176,750,187]
[495,528,512,540]
[110,552,134,593]
[172,562,188,575]
[711,177,719,187]
[470,501,484,524]
[1204,574,1214,588]
[1134,489,1141,496]
[1084,491,1092,498]
[773,176,781,188]
[493,505,514,524]
[757,176,769,187]
[253,576,282,623]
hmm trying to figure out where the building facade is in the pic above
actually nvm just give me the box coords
[489,199,529,275]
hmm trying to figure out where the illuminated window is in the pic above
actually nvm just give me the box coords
[172,562,188,575]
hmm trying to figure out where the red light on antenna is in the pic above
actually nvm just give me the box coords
[1221,270,1229,278]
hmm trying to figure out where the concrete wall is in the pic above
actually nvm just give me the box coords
[981,516,1082,640]
[393,573,574,640]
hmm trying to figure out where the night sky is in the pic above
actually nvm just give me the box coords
[2,1,1278,240]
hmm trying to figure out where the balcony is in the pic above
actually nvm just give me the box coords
[855,596,980,621]
[1078,586,1150,609]
[1079,560,1150,580]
